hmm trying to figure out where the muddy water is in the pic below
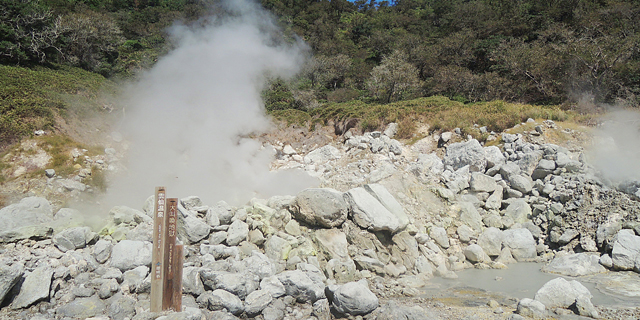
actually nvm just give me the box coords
[424,263,640,308]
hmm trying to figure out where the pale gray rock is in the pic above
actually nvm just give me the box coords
[122,266,149,292]
[364,184,409,229]
[200,271,258,300]
[516,298,546,318]
[542,253,607,276]
[469,172,497,193]
[292,188,348,228]
[477,227,503,256]
[198,289,244,315]
[53,226,96,252]
[242,251,276,280]
[210,231,228,245]
[502,229,536,261]
[532,159,555,180]
[264,236,291,262]
[110,240,152,271]
[276,270,325,303]
[383,123,398,138]
[484,186,503,210]
[304,145,341,164]
[558,228,579,245]
[509,174,533,194]
[499,162,521,181]
[444,139,486,172]
[599,254,613,268]
[517,151,543,176]
[108,294,137,320]
[0,197,53,241]
[260,276,286,298]
[597,221,622,247]
[429,227,449,249]
[502,133,519,143]
[611,229,640,271]
[456,202,483,232]
[327,280,378,316]
[109,206,149,225]
[484,146,506,168]
[244,289,272,316]
[505,199,531,224]
[180,196,203,210]
[444,165,471,193]
[412,153,445,176]
[45,169,55,177]
[226,220,249,246]
[580,235,598,252]
[0,264,24,305]
[211,201,234,225]
[182,267,205,296]
[534,277,596,316]
[464,244,490,263]
[180,213,211,244]
[388,139,402,155]
[56,295,106,318]
[93,239,113,264]
[314,229,350,261]
[313,298,331,320]
[482,213,503,229]
[98,278,119,299]
[11,265,53,309]
[345,187,403,233]
[456,225,475,243]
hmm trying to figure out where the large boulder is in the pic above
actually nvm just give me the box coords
[110,240,153,271]
[276,270,325,303]
[364,184,409,228]
[11,265,53,309]
[443,139,486,172]
[504,199,532,224]
[0,197,53,242]
[469,172,497,193]
[541,253,607,277]
[314,229,350,261]
[56,295,106,319]
[326,280,379,316]
[502,229,536,261]
[180,213,211,244]
[200,271,259,300]
[534,278,598,318]
[477,229,502,257]
[345,187,404,233]
[53,226,97,252]
[611,229,640,271]
[0,264,24,304]
[197,289,244,315]
[484,146,506,168]
[292,188,348,228]
[226,220,249,246]
[455,202,483,232]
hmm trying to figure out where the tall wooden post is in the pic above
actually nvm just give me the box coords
[150,187,166,312]
[163,198,179,310]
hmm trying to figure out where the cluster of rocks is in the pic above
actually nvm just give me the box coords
[2,120,640,319]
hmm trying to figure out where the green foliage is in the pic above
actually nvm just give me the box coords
[0,64,114,147]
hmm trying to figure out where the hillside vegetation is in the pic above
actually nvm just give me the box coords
[0,0,635,145]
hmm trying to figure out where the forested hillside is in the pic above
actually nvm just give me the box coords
[2,0,639,114]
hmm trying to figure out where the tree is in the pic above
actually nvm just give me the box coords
[301,54,352,89]
[0,0,64,64]
[366,50,420,103]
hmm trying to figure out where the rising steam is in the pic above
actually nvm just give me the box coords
[105,0,316,207]
[589,109,640,183]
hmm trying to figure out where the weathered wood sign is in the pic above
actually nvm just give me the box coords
[150,189,183,312]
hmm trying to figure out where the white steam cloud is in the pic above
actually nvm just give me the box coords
[106,0,316,207]
[589,109,640,183]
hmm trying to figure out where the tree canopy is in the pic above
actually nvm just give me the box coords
[2,0,638,108]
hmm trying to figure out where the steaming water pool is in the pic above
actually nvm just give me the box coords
[423,263,640,308]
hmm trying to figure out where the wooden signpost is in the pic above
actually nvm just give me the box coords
[151,188,184,312]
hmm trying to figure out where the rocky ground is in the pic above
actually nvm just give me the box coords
[1,119,640,320]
